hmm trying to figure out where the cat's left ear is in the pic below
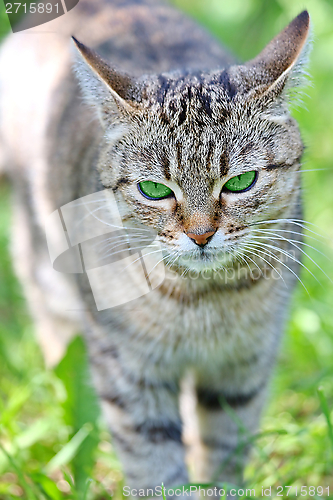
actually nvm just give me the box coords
[235,11,311,103]
[72,37,143,129]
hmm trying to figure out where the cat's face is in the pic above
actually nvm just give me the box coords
[99,75,303,272]
[73,10,310,272]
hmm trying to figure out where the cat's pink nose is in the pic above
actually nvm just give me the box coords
[186,229,216,247]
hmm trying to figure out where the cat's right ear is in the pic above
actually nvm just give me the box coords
[72,37,142,129]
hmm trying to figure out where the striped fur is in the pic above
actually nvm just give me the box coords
[0,0,311,495]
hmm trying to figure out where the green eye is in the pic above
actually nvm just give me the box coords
[138,181,173,200]
[224,171,257,193]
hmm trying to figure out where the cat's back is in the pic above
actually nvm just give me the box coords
[15,0,233,70]
[71,0,234,74]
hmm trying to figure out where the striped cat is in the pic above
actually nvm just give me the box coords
[0,0,310,494]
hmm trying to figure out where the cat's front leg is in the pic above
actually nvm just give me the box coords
[88,346,189,496]
[194,380,268,490]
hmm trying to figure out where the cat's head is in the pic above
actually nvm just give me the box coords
[73,11,310,273]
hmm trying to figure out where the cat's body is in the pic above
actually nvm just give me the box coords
[0,0,310,493]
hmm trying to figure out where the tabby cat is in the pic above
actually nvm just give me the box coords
[0,0,310,494]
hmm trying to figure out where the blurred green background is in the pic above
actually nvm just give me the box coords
[0,0,333,498]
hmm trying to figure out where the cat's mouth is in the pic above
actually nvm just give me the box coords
[167,247,235,272]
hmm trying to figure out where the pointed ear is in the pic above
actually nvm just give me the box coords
[72,37,142,128]
[233,11,311,104]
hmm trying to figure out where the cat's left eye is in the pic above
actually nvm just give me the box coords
[138,181,173,200]
[223,171,257,193]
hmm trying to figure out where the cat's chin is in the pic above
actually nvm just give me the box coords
[170,249,234,273]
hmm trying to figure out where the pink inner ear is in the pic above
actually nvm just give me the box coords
[246,10,310,85]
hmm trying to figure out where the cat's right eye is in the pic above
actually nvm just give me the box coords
[138,181,173,200]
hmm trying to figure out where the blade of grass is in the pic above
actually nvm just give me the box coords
[44,422,93,474]
[55,336,100,495]
[161,482,167,500]
[31,473,62,500]
[318,386,333,456]
[0,443,39,500]
[82,478,93,500]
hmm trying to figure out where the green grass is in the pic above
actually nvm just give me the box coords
[1,0,333,498]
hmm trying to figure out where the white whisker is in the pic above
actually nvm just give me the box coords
[121,248,165,273]
[242,242,309,293]
[251,227,325,244]
[97,236,154,255]
[249,240,325,287]
[241,244,285,283]
[250,218,325,238]
[250,232,332,283]
[98,243,159,262]
[251,232,329,259]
